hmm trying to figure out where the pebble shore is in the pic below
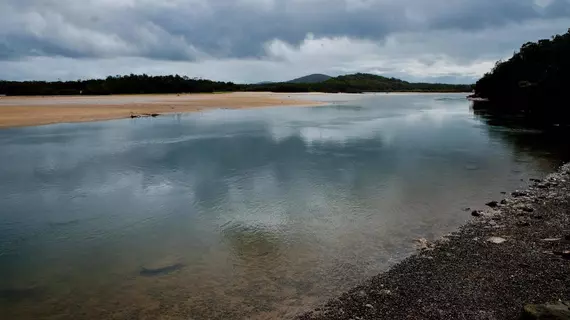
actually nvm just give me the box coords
[300,164,570,320]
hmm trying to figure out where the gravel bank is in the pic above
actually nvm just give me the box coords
[300,164,570,320]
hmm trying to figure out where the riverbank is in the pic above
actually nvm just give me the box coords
[0,92,323,129]
[300,163,570,320]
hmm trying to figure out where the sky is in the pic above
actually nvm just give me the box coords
[0,0,569,84]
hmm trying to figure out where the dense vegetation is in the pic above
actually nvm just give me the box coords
[0,75,240,96]
[473,28,570,122]
[0,73,471,96]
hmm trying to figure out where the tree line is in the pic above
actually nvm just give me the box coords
[0,73,472,96]
[0,74,240,96]
[473,28,570,123]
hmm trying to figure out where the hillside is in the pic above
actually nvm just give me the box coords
[473,28,570,122]
[287,74,332,84]
[249,73,472,93]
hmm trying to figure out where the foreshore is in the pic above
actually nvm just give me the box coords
[0,92,323,129]
[300,163,570,319]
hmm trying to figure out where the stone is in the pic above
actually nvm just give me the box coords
[518,301,570,319]
[414,238,433,250]
[379,289,392,296]
[472,210,483,217]
[512,191,528,197]
[518,221,531,227]
[140,262,184,277]
[487,237,507,244]
[486,201,499,208]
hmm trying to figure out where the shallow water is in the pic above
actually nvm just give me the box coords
[0,93,567,319]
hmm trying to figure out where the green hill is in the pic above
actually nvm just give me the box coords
[287,74,332,84]
[248,73,471,93]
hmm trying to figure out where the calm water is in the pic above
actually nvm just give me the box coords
[0,93,567,319]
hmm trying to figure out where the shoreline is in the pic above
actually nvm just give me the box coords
[300,163,570,319]
[0,92,324,129]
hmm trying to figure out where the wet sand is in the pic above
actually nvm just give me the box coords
[0,92,323,129]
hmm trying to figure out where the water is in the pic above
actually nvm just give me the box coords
[0,93,567,319]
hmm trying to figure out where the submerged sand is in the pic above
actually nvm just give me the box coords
[0,92,323,128]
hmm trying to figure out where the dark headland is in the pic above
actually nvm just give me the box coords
[300,29,570,320]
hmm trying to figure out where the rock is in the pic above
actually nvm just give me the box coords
[463,207,471,212]
[140,262,184,277]
[518,301,570,319]
[414,238,433,250]
[512,191,528,198]
[501,199,509,205]
[365,304,374,309]
[380,289,392,295]
[486,201,499,208]
[522,207,535,213]
[518,221,531,227]
[541,238,561,242]
[472,210,483,217]
[487,237,507,244]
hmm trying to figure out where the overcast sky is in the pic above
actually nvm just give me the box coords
[1,0,569,83]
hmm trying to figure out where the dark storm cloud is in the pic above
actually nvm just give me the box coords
[0,0,569,82]
[1,0,567,61]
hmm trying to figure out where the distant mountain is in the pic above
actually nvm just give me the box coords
[247,73,472,93]
[287,74,332,84]
[320,73,472,93]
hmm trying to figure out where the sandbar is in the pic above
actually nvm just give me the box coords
[0,92,323,129]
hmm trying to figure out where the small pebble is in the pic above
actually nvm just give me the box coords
[487,237,507,244]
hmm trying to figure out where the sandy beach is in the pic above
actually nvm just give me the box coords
[0,92,323,129]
